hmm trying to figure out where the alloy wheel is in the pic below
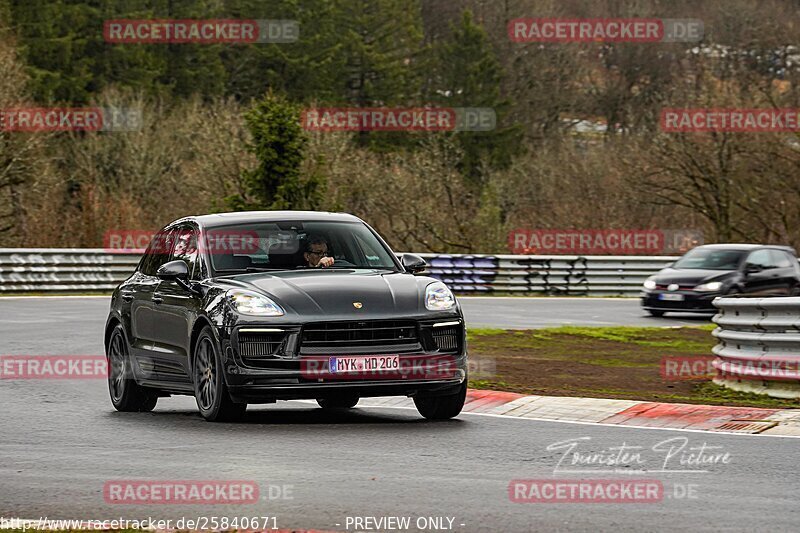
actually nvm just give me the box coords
[195,337,217,411]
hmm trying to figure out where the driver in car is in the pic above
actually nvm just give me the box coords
[303,235,334,268]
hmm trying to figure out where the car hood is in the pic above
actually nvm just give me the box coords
[225,270,435,318]
[654,268,736,285]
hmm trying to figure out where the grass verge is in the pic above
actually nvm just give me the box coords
[467,325,800,409]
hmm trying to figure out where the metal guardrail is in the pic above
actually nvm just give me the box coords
[712,297,800,399]
[0,249,140,292]
[0,249,677,295]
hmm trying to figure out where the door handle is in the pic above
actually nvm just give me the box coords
[120,291,134,302]
[152,293,164,304]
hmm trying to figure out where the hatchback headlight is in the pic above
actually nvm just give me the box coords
[694,281,722,292]
[643,278,657,290]
[226,289,284,316]
[425,282,456,311]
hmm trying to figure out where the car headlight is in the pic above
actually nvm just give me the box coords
[694,281,723,292]
[425,282,456,311]
[226,289,284,316]
[643,278,657,290]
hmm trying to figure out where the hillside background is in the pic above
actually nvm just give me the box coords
[1,0,799,253]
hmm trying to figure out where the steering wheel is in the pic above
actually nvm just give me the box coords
[332,258,356,267]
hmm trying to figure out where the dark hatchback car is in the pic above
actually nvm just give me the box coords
[105,211,467,421]
[641,244,800,316]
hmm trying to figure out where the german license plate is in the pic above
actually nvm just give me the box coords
[329,355,400,373]
[659,293,685,301]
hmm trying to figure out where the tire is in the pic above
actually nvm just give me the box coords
[317,395,359,409]
[193,327,246,422]
[106,324,158,412]
[647,310,665,317]
[414,381,467,420]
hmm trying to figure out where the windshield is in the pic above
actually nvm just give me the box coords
[672,248,746,270]
[204,220,399,272]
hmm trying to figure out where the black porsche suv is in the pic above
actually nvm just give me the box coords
[105,211,467,421]
[641,243,800,316]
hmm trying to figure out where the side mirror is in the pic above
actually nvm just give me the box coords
[401,253,427,274]
[157,260,189,281]
[744,263,762,275]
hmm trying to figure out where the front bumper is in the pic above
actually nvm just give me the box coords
[228,377,465,403]
[640,290,720,313]
[219,320,467,402]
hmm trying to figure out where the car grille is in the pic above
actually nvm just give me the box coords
[299,320,421,355]
[237,331,287,357]
[432,324,460,352]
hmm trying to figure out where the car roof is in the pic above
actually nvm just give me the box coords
[172,211,365,229]
[694,243,796,254]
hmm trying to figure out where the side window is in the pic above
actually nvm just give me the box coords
[171,225,199,279]
[746,249,774,270]
[770,250,793,269]
[139,228,176,276]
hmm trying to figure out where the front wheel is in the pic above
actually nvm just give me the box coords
[647,309,665,317]
[414,382,467,420]
[193,327,246,422]
[106,324,158,412]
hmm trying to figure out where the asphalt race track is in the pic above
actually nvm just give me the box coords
[1,297,795,532]
[459,297,713,329]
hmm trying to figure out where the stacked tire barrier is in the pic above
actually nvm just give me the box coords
[712,297,800,399]
[0,249,677,296]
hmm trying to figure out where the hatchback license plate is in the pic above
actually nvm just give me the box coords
[329,355,400,373]
[659,293,685,301]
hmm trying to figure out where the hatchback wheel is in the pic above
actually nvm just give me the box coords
[414,382,467,420]
[106,324,158,412]
[193,327,246,422]
[317,394,359,409]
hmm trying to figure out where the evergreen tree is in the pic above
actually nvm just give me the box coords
[430,10,521,186]
[229,92,322,210]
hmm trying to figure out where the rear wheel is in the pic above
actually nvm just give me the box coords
[193,327,246,422]
[647,309,665,317]
[414,382,467,420]
[317,394,359,409]
[106,324,158,412]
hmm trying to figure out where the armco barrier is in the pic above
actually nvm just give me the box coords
[0,249,677,296]
[712,297,800,399]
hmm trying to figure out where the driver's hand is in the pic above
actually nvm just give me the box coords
[318,256,335,268]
